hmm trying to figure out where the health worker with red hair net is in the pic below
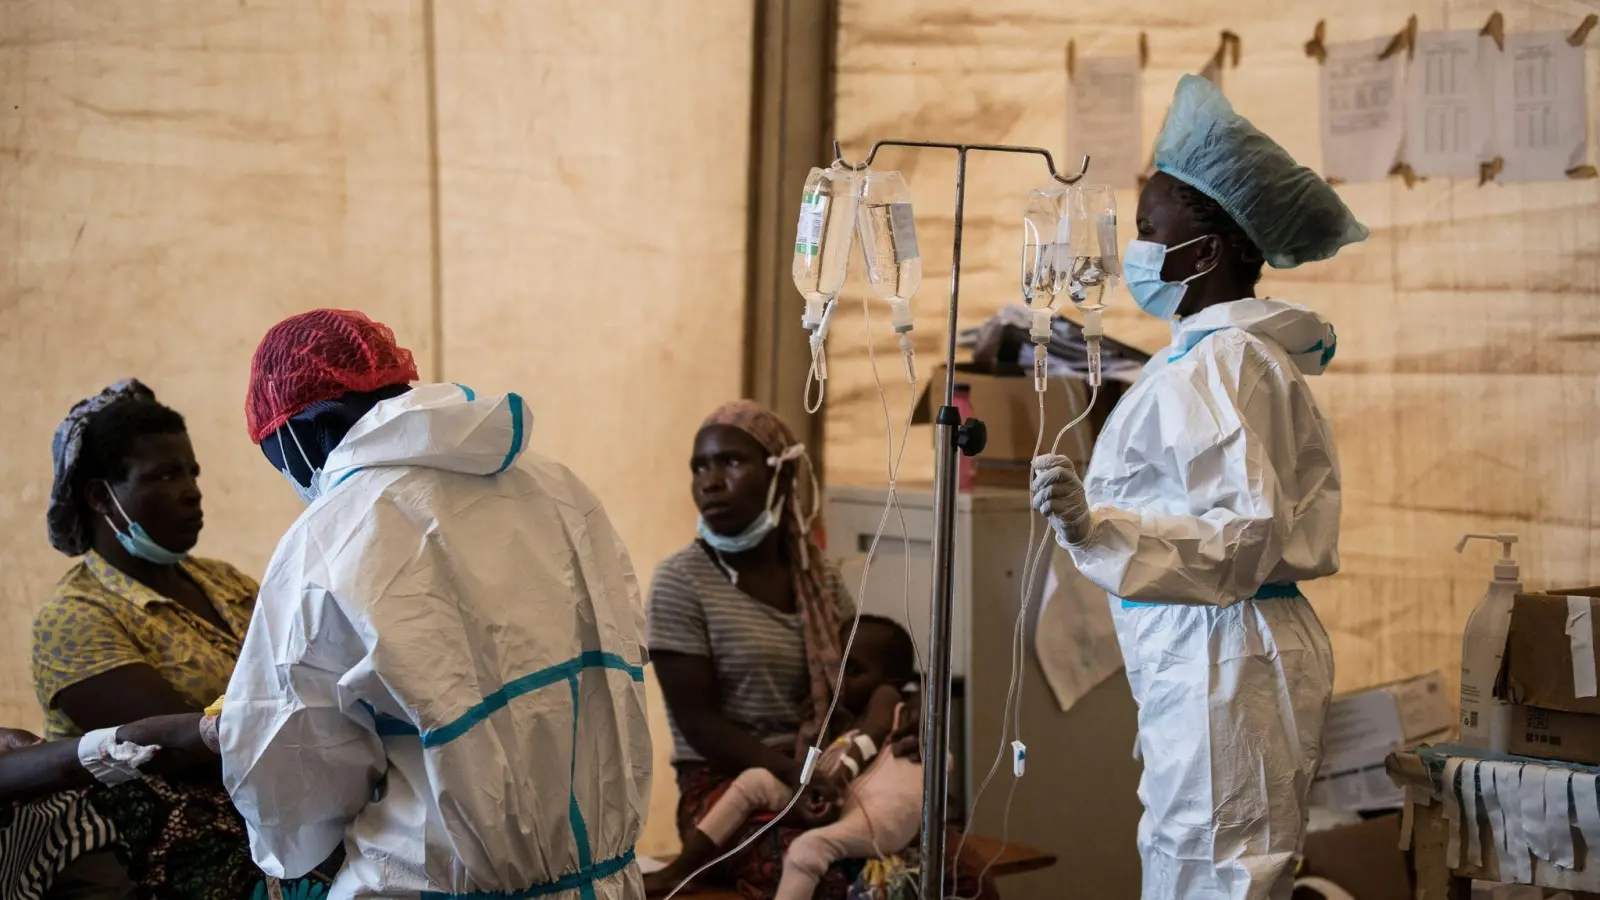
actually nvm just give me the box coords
[218,309,651,900]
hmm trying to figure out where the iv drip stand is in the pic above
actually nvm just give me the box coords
[831,139,1089,899]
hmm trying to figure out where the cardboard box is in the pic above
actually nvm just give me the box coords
[1299,813,1411,900]
[1505,704,1600,765]
[1307,672,1454,813]
[914,363,1111,488]
[1503,587,1600,715]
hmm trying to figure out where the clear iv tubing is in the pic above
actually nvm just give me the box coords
[804,299,842,415]
[663,298,920,900]
[949,373,1099,900]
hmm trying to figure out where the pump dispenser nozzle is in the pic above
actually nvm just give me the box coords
[1456,533,1520,581]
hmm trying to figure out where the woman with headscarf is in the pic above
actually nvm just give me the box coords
[1032,75,1367,900]
[16,380,336,899]
[35,380,254,741]
[648,400,859,896]
[649,402,986,900]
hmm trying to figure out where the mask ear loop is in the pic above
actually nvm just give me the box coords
[279,422,319,490]
[102,485,136,536]
[1168,233,1220,284]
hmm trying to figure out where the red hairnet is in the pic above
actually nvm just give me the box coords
[245,309,419,443]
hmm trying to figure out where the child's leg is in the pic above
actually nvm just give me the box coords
[643,768,794,896]
[775,754,927,900]
[776,804,881,900]
[697,767,793,845]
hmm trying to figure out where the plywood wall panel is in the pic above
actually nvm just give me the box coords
[430,0,755,855]
[831,0,1600,707]
[0,1,434,729]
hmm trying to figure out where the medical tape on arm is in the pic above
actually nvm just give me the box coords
[77,727,160,786]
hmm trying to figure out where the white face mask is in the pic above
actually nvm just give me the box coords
[276,424,323,505]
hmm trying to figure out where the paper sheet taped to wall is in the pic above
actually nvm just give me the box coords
[1493,31,1588,182]
[1320,38,1406,182]
[1067,55,1144,189]
[1404,30,1496,178]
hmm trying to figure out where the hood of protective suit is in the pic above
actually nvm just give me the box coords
[223,383,650,899]
[321,383,529,483]
[1169,297,1337,375]
[1171,297,1331,374]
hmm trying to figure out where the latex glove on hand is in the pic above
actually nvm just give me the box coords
[1031,454,1093,546]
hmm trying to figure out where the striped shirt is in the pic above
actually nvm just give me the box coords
[647,542,855,764]
[0,790,117,900]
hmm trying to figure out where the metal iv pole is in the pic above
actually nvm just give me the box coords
[830,140,1089,898]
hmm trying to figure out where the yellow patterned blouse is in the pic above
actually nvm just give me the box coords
[31,551,258,740]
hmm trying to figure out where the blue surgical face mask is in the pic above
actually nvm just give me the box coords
[277,425,323,506]
[1124,235,1217,319]
[103,489,187,566]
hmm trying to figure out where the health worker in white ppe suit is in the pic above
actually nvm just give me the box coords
[1032,75,1368,900]
[220,309,651,900]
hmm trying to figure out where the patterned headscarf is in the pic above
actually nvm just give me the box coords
[48,379,158,556]
[699,400,843,751]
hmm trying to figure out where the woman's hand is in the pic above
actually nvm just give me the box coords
[1031,455,1093,545]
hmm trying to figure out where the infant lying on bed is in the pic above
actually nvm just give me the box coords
[645,615,924,900]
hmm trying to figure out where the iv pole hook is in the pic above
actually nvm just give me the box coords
[831,139,1091,185]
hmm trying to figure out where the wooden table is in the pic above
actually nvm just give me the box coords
[658,833,1057,898]
[1388,743,1600,899]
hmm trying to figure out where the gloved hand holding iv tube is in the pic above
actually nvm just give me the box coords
[793,165,860,412]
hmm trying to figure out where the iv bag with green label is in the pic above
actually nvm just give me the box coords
[793,166,859,331]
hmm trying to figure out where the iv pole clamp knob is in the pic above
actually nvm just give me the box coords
[934,405,987,457]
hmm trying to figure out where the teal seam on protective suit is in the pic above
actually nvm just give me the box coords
[417,850,637,900]
[454,384,477,401]
[424,651,643,747]
[1120,582,1300,610]
[368,652,644,898]
[566,675,597,900]
[494,393,526,474]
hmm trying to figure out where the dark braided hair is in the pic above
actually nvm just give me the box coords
[1171,180,1265,287]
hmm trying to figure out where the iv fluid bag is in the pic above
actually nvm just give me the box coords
[1021,186,1072,312]
[793,166,858,307]
[856,171,922,308]
[1067,183,1119,312]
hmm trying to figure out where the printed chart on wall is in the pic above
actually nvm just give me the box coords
[1405,30,1494,178]
[1494,31,1588,181]
[1067,55,1144,189]
[1320,37,1406,181]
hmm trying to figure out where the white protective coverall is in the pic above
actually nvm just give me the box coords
[221,383,651,900]
[1065,298,1339,900]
